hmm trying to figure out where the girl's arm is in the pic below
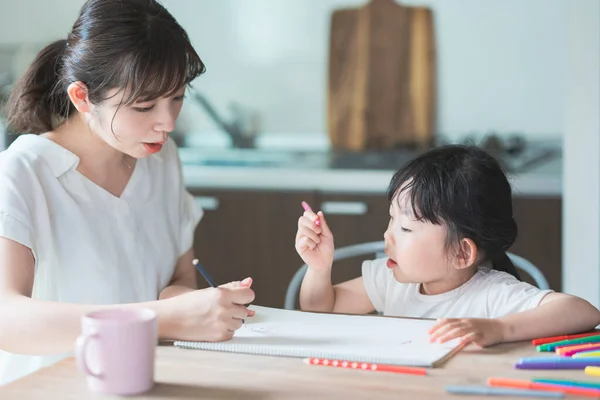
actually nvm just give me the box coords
[296,206,375,314]
[499,292,600,342]
[300,273,375,314]
[332,278,375,314]
[429,292,600,347]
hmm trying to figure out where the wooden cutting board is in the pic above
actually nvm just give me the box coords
[328,0,436,151]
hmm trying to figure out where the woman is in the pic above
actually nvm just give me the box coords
[0,0,253,384]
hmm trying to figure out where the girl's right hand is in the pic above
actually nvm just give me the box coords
[295,206,335,272]
[159,280,255,342]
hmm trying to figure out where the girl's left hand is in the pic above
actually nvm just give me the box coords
[428,318,505,347]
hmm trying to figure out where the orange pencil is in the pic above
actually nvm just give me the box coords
[488,377,600,398]
[532,332,600,346]
[303,358,427,376]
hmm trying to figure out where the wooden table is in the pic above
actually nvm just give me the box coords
[1,341,597,399]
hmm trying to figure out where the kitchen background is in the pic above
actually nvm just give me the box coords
[0,0,598,308]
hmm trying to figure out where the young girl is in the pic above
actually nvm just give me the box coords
[296,145,600,347]
[0,0,253,384]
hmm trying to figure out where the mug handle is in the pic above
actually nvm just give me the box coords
[75,329,102,378]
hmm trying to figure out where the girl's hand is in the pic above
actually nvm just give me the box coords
[428,318,505,347]
[295,202,335,272]
[159,279,255,342]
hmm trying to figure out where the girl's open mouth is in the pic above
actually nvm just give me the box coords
[386,258,398,269]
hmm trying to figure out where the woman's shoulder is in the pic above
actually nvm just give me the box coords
[0,135,49,182]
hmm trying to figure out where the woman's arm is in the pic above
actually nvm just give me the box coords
[0,237,169,354]
[158,247,198,299]
[0,238,255,354]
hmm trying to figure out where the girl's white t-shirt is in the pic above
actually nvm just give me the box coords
[0,134,203,385]
[362,257,553,319]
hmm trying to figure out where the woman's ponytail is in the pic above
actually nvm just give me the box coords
[5,39,73,134]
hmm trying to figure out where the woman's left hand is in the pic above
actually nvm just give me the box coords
[428,318,505,347]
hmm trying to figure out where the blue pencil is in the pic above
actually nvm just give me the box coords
[192,259,245,324]
[193,259,217,288]
[445,385,564,398]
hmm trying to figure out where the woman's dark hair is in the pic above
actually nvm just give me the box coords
[387,145,520,279]
[5,0,205,134]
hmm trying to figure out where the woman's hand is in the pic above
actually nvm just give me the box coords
[428,318,505,347]
[295,202,335,272]
[158,278,255,342]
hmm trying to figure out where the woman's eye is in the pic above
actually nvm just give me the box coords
[133,105,154,112]
[401,227,412,233]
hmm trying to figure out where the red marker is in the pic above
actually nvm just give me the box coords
[532,331,600,346]
[301,201,320,226]
[303,358,427,376]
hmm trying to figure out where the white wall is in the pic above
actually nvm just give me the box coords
[1,0,567,140]
[563,0,600,307]
[0,0,82,44]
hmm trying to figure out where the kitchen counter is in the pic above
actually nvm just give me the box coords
[179,133,562,197]
[181,151,562,197]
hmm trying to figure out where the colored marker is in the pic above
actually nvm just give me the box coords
[556,342,600,356]
[533,332,600,346]
[532,378,600,390]
[303,357,427,376]
[537,334,600,352]
[585,366,600,377]
[575,350,600,358]
[489,377,600,398]
[301,201,321,226]
[516,356,600,369]
[445,385,563,397]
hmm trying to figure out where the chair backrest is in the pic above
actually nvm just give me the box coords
[283,241,550,310]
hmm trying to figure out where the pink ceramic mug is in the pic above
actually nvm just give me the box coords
[75,308,158,395]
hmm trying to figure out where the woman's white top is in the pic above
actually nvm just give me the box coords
[0,134,203,385]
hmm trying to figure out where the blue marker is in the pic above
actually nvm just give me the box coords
[445,385,563,398]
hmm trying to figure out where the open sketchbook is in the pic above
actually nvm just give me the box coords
[174,306,464,367]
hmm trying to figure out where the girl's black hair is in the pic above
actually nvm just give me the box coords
[5,0,205,134]
[387,145,520,279]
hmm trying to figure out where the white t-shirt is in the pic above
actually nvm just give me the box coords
[362,257,553,319]
[0,134,203,385]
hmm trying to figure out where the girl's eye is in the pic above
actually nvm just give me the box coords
[173,95,186,102]
[401,227,412,233]
[133,105,154,112]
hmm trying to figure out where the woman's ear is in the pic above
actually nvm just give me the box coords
[67,82,91,113]
[454,238,478,270]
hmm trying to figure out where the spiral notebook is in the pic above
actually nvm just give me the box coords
[174,306,464,367]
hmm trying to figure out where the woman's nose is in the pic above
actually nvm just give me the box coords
[155,108,177,133]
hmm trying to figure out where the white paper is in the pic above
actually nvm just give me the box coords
[175,306,461,367]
